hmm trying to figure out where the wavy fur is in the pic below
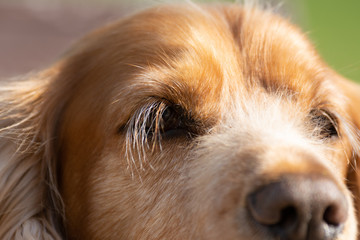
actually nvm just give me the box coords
[1,3,360,240]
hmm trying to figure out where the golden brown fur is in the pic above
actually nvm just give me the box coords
[1,3,360,240]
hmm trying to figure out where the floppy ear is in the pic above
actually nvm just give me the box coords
[0,69,63,239]
[339,77,360,227]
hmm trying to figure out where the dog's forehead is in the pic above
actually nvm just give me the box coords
[70,5,339,126]
[114,5,328,105]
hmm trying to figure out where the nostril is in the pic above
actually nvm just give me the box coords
[246,183,302,230]
[323,204,347,226]
[276,206,297,228]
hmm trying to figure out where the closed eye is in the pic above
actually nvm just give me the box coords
[119,99,201,166]
[123,100,197,145]
[144,102,190,139]
[309,109,339,141]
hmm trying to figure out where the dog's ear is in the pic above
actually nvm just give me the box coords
[338,76,360,227]
[0,68,63,239]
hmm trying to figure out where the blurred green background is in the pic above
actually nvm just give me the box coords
[1,0,359,83]
[299,0,360,83]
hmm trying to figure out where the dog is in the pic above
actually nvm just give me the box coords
[0,3,360,240]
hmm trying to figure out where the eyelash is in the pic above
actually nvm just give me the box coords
[122,100,198,169]
[125,100,191,145]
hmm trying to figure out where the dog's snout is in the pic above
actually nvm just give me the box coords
[246,174,348,240]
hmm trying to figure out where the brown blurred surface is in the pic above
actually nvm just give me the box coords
[0,3,128,79]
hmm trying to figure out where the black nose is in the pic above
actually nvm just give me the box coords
[246,174,348,240]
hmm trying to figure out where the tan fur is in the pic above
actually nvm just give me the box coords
[0,3,360,240]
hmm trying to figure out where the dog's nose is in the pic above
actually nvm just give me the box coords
[246,174,348,240]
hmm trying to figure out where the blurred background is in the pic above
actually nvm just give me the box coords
[1,0,359,83]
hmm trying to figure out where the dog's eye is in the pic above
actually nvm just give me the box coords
[309,109,339,140]
[146,106,183,136]
[143,103,191,139]
[160,107,181,133]
[122,101,198,144]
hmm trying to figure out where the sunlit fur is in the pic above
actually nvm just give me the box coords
[0,3,360,240]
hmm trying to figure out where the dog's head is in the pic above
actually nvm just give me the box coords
[1,4,360,240]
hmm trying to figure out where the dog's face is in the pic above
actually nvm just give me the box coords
[2,4,360,240]
[52,5,360,239]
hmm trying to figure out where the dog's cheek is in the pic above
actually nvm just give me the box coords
[67,139,196,239]
[330,140,359,239]
[339,191,358,240]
